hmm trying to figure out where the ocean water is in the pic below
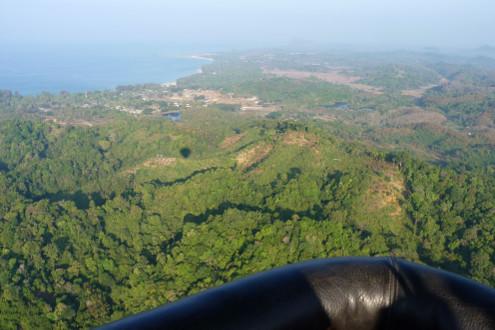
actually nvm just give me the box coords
[0,45,211,95]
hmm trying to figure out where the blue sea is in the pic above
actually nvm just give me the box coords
[0,44,212,95]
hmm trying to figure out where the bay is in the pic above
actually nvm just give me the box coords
[0,44,211,95]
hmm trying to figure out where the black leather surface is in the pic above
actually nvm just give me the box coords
[98,257,495,329]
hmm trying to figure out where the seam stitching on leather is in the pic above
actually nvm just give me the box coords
[386,256,399,330]
[387,257,399,303]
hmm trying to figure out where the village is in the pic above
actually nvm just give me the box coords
[112,86,278,118]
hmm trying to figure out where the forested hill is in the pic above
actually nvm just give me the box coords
[0,116,493,328]
[0,49,495,329]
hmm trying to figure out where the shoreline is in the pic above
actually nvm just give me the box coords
[5,55,214,96]
[188,54,215,62]
[161,54,214,87]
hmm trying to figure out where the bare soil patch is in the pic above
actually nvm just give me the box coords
[170,89,260,107]
[142,157,177,168]
[166,89,277,115]
[236,144,273,169]
[314,114,336,122]
[401,82,445,98]
[282,131,318,147]
[366,163,405,217]
[264,68,383,95]
[386,108,447,126]
[220,133,245,149]
[126,156,177,174]
[44,117,95,127]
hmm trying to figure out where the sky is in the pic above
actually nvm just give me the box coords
[1,0,494,50]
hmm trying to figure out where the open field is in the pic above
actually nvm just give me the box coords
[264,68,384,94]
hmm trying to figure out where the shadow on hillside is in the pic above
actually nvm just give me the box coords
[180,147,191,158]
[183,201,326,225]
[149,167,219,187]
[34,190,106,209]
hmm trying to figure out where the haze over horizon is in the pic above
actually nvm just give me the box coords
[1,0,494,51]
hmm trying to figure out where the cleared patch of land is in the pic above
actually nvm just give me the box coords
[220,133,245,149]
[401,79,448,97]
[236,144,273,169]
[264,68,383,94]
[126,156,177,174]
[166,89,277,115]
[282,131,318,147]
[170,89,259,106]
[44,117,95,127]
[365,163,405,218]
[385,107,447,126]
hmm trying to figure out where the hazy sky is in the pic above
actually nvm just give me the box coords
[1,0,494,49]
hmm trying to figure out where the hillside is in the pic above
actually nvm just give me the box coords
[0,49,494,328]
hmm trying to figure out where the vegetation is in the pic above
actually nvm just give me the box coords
[0,49,494,329]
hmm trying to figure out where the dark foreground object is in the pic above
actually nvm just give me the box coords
[99,257,495,330]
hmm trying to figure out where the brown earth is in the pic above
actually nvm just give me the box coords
[314,114,336,122]
[170,89,260,107]
[264,68,383,94]
[125,156,177,174]
[142,157,177,168]
[401,84,439,98]
[385,107,447,126]
[236,144,273,169]
[282,131,318,147]
[166,89,277,115]
[220,133,245,149]
[44,117,95,127]
[365,162,405,218]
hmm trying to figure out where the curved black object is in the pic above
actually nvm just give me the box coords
[99,257,495,330]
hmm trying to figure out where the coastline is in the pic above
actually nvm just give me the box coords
[188,54,215,62]
[1,53,214,96]
[162,54,214,86]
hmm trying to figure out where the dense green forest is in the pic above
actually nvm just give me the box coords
[0,49,494,329]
